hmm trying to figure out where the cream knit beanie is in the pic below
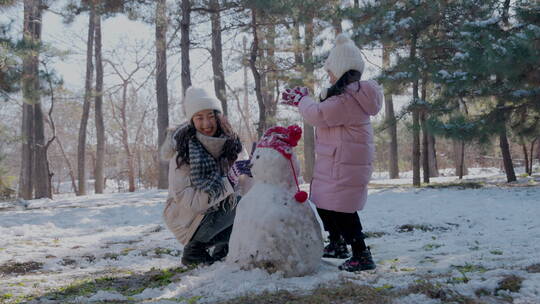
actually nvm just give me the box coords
[324,34,365,80]
[184,86,223,119]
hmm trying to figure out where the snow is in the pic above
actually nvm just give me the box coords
[511,89,534,98]
[371,167,506,185]
[1,171,540,303]
[467,17,500,27]
[397,17,414,29]
[437,70,468,81]
[526,24,540,34]
[492,43,507,55]
[389,72,412,80]
[453,52,469,60]
[82,290,127,302]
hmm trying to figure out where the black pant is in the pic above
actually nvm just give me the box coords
[316,208,365,245]
[191,201,236,246]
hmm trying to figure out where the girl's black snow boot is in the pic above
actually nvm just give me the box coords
[323,237,350,259]
[339,246,376,272]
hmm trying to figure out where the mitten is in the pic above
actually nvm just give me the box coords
[280,86,309,106]
[233,160,252,177]
[227,160,252,186]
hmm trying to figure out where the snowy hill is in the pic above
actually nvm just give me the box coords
[1,174,540,303]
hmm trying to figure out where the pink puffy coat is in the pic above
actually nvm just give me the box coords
[299,80,383,213]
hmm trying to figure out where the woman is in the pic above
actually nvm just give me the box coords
[281,34,383,272]
[161,86,251,266]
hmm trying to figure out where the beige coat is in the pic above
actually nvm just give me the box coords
[161,129,235,245]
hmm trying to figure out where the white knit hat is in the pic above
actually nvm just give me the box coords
[184,86,223,119]
[324,34,365,80]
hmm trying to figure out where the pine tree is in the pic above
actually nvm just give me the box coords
[350,0,448,186]
[0,21,20,100]
[430,0,540,182]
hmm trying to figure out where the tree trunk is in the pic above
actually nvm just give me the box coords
[242,36,255,142]
[292,21,303,66]
[210,0,227,116]
[420,111,430,183]
[531,137,540,162]
[537,139,540,162]
[249,8,266,138]
[530,138,538,175]
[19,0,40,199]
[502,0,511,26]
[137,147,142,188]
[56,138,77,193]
[412,111,421,186]
[499,120,516,182]
[420,78,429,184]
[331,0,342,34]
[94,9,105,194]
[19,101,34,200]
[410,33,421,187]
[77,4,95,196]
[382,44,399,179]
[34,100,50,198]
[266,20,277,122]
[180,0,191,103]
[302,17,316,183]
[453,99,468,178]
[120,84,136,192]
[453,140,467,179]
[428,134,438,177]
[521,140,530,176]
[156,0,169,189]
[20,0,49,199]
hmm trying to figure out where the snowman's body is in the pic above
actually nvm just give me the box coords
[227,148,323,277]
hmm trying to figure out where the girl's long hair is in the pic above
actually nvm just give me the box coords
[174,110,242,169]
[321,69,362,102]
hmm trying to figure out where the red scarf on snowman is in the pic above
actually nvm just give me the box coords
[256,125,308,203]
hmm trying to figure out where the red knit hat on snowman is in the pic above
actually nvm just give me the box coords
[256,125,308,203]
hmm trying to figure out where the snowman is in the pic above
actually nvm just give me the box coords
[227,125,323,277]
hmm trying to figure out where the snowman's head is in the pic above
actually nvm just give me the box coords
[250,147,300,189]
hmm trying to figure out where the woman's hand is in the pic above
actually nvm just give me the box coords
[280,87,309,107]
[227,160,253,186]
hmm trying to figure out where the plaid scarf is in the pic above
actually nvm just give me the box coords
[188,138,226,201]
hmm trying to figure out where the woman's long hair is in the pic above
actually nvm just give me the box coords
[174,110,242,168]
[321,69,362,102]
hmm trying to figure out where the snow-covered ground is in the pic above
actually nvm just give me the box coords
[371,165,539,185]
[1,171,540,303]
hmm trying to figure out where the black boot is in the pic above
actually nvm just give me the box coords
[323,236,350,259]
[211,243,228,262]
[181,241,213,266]
[339,246,376,272]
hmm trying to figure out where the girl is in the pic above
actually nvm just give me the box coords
[281,34,383,272]
[161,87,250,266]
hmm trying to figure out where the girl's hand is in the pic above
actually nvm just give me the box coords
[280,87,309,107]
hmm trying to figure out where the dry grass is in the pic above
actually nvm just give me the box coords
[525,263,540,273]
[218,279,492,304]
[0,261,43,276]
[496,275,524,294]
[425,181,484,190]
[218,282,392,304]
[398,281,484,304]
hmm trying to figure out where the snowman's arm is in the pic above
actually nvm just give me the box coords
[298,95,344,128]
[174,176,234,214]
